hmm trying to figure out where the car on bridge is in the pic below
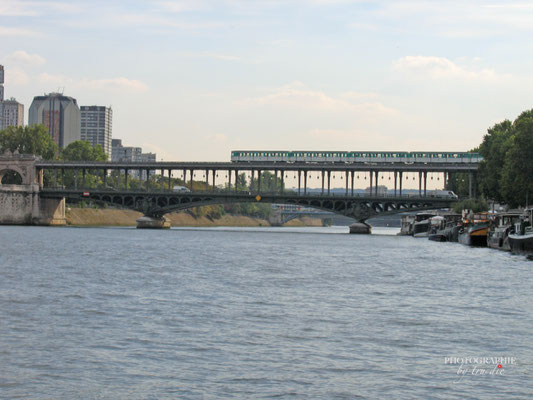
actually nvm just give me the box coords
[428,190,458,199]
[173,185,191,193]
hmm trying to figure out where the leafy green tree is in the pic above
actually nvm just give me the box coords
[452,198,488,213]
[61,140,107,161]
[0,124,58,160]
[500,109,533,207]
[59,141,108,189]
[477,120,514,202]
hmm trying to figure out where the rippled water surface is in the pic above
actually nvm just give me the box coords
[1,225,532,399]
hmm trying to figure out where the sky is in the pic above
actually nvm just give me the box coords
[2,0,533,164]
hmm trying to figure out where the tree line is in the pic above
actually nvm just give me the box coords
[446,108,533,209]
[0,124,107,162]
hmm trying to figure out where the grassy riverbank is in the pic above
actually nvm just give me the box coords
[65,207,323,227]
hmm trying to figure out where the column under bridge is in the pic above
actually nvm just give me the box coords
[35,159,475,227]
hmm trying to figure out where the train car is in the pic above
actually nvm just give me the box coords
[230,150,482,164]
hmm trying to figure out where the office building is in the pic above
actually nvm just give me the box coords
[1,98,24,130]
[28,93,80,148]
[140,152,156,163]
[80,106,112,158]
[111,139,157,179]
[0,66,4,128]
[0,65,4,102]
[0,65,25,130]
[111,139,142,162]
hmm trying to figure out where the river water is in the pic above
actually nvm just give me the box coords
[1,226,532,399]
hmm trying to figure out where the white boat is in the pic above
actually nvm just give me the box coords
[508,209,533,254]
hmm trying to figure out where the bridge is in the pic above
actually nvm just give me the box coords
[0,153,477,229]
[269,204,338,225]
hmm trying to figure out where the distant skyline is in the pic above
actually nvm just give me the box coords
[2,0,533,162]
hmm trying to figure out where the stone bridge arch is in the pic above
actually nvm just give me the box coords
[0,151,39,185]
[0,152,65,225]
[0,167,25,185]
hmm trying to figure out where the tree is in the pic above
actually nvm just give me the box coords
[61,140,107,161]
[59,141,108,189]
[500,109,533,208]
[477,120,514,202]
[0,124,58,160]
[446,172,471,199]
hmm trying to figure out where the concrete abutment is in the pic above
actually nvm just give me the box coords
[136,215,171,229]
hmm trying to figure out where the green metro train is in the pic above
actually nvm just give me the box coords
[231,150,482,164]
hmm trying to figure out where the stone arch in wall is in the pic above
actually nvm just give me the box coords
[0,168,24,185]
[0,152,38,185]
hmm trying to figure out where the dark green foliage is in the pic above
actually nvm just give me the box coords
[451,108,533,207]
[0,125,59,160]
[500,110,533,207]
[452,198,489,214]
[477,120,514,202]
[62,140,108,161]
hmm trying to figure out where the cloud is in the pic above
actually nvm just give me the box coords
[0,26,40,37]
[179,51,241,61]
[0,0,84,16]
[89,78,149,92]
[155,0,209,12]
[393,56,511,81]
[248,81,398,116]
[205,133,228,143]
[3,50,46,66]
[0,0,37,16]
[38,73,149,92]
[2,68,30,85]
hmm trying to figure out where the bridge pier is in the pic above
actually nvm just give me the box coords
[349,222,371,234]
[0,183,66,225]
[136,215,171,229]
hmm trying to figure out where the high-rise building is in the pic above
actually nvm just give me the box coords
[111,139,142,162]
[0,65,5,129]
[0,65,25,130]
[111,139,157,179]
[0,65,4,102]
[1,98,24,129]
[28,93,80,148]
[80,105,112,158]
[140,152,156,163]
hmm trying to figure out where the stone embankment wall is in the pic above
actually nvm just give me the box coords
[65,208,322,227]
